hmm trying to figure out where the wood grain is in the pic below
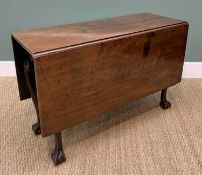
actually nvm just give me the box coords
[11,13,186,55]
[33,23,188,137]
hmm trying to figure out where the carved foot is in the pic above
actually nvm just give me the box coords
[160,100,171,109]
[51,132,66,166]
[159,89,171,110]
[51,148,66,166]
[32,122,41,135]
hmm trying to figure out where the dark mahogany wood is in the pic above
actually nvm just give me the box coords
[11,13,189,165]
[34,24,188,137]
[51,132,66,165]
[23,58,41,135]
[32,122,41,135]
[11,13,186,55]
[11,37,31,100]
[160,89,171,109]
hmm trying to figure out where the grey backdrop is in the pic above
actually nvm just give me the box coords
[0,0,201,61]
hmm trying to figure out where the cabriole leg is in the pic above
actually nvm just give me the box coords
[24,58,41,135]
[51,132,66,166]
[159,89,171,109]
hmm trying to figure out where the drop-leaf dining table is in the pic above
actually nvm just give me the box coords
[11,13,189,165]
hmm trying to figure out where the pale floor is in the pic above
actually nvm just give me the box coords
[0,78,201,175]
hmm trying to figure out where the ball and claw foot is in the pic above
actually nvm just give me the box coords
[32,122,41,135]
[159,89,171,110]
[51,149,66,166]
[51,132,66,166]
[160,100,171,109]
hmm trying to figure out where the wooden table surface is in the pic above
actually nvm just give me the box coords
[11,12,188,137]
[11,13,186,56]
